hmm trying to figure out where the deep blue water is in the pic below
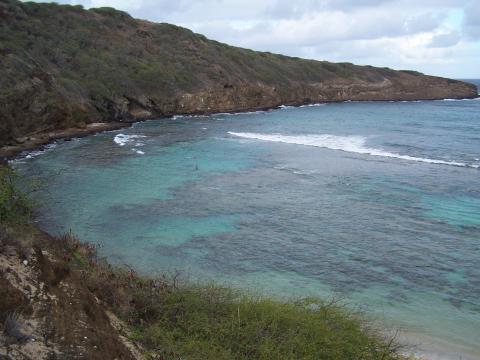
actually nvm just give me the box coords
[13,85,480,359]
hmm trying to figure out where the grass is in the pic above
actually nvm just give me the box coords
[127,286,402,360]
[0,166,33,224]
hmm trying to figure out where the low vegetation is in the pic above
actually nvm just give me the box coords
[0,166,32,224]
[132,292,402,359]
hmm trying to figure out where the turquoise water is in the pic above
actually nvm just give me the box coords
[14,90,480,359]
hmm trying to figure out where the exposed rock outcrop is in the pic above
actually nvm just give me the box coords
[0,227,140,359]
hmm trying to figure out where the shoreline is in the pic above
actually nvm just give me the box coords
[1,122,130,163]
[3,96,479,163]
[399,332,480,360]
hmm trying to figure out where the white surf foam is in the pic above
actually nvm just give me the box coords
[16,143,58,161]
[437,97,480,102]
[228,132,477,168]
[300,103,326,108]
[215,110,266,116]
[113,134,146,147]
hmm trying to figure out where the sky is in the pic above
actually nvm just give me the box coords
[35,0,480,78]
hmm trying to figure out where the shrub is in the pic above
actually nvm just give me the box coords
[126,284,403,360]
[0,166,32,224]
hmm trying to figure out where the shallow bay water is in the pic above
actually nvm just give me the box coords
[14,93,480,359]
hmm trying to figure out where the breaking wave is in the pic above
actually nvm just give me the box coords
[113,134,147,155]
[228,132,479,168]
[437,97,480,102]
[12,143,59,163]
[113,134,146,147]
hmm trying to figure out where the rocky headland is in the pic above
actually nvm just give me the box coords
[0,0,477,158]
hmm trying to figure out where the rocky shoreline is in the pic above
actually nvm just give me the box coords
[0,122,129,161]
[4,94,480,162]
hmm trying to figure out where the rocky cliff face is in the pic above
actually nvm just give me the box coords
[0,0,477,148]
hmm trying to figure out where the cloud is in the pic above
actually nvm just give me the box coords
[463,1,480,38]
[427,31,461,48]
[262,0,394,19]
[192,8,445,48]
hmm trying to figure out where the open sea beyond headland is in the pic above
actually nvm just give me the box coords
[13,82,480,359]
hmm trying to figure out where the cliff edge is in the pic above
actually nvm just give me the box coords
[0,0,477,149]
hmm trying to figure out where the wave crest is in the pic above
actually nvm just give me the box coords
[113,134,146,146]
[228,132,478,168]
[113,134,147,155]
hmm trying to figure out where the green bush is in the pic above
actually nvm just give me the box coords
[0,166,32,224]
[125,283,402,360]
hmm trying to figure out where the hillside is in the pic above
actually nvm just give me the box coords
[0,0,477,152]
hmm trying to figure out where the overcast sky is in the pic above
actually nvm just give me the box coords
[37,0,480,78]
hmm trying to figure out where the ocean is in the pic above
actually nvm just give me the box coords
[13,81,480,359]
